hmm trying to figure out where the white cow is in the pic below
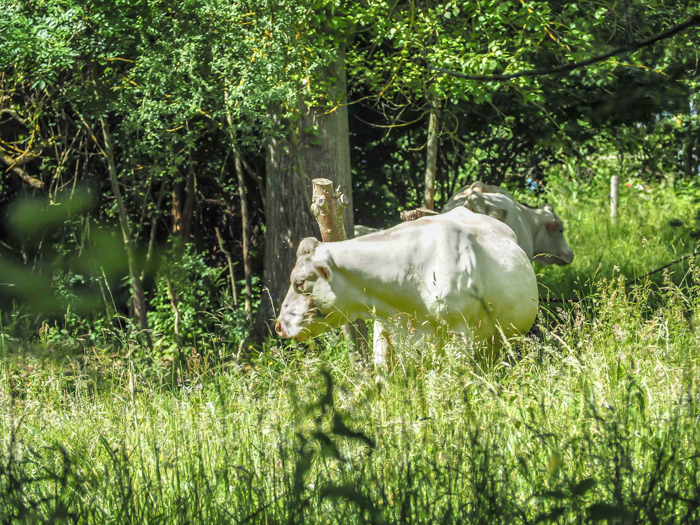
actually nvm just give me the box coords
[443,182,574,266]
[351,182,573,363]
[275,208,539,365]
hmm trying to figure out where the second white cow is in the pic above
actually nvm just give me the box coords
[275,208,539,365]
[443,182,574,266]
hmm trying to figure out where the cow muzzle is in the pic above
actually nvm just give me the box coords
[275,321,288,338]
[557,251,574,266]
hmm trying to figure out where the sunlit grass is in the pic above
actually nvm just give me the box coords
[2,269,700,522]
[2,178,700,523]
[529,174,699,299]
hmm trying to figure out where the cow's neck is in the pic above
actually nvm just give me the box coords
[318,240,421,323]
[516,202,544,241]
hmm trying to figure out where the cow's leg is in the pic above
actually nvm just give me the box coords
[373,320,394,367]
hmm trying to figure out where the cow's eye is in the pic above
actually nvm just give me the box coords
[295,280,305,293]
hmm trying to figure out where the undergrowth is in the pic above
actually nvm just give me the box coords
[2,174,700,522]
[2,266,700,523]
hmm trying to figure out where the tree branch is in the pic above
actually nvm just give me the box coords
[0,108,30,127]
[0,151,43,188]
[0,149,40,168]
[422,15,700,82]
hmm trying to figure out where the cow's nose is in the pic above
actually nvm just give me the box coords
[557,251,575,266]
[275,321,286,337]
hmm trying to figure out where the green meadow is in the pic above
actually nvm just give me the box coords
[2,176,700,524]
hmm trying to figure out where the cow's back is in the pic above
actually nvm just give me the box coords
[443,182,515,213]
[431,209,538,341]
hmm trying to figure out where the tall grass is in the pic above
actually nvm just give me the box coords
[2,268,700,523]
[523,173,700,299]
[2,180,700,523]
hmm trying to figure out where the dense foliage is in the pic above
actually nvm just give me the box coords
[1,2,700,521]
[0,0,698,348]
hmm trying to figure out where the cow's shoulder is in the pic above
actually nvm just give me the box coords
[442,207,519,243]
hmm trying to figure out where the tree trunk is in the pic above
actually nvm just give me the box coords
[215,226,238,308]
[424,98,440,210]
[140,176,167,282]
[234,143,267,211]
[171,164,195,242]
[223,114,254,323]
[253,120,316,339]
[234,150,254,321]
[683,133,697,178]
[253,47,355,340]
[0,152,43,188]
[181,158,196,241]
[99,117,150,346]
[166,272,181,347]
[172,179,183,235]
[310,178,349,242]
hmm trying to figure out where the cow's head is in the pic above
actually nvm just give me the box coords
[274,237,345,340]
[532,204,574,266]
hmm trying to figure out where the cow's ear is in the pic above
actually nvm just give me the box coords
[543,203,555,213]
[315,261,333,281]
[297,237,320,257]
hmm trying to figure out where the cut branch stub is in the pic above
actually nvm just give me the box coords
[311,178,348,242]
[309,177,368,360]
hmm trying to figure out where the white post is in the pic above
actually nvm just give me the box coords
[610,174,619,223]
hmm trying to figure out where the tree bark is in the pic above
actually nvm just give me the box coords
[140,176,167,282]
[168,164,195,348]
[310,178,349,242]
[99,116,150,346]
[0,151,40,168]
[683,133,697,177]
[224,114,254,322]
[172,178,183,235]
[424,98,440,210]
[233,143,267,211]
[215,226,239,308]
[0,151,43,188]
[171,162,195,242]
[253,119,316,339]
[181,157,196,241]
[253,47,355,339]
[165,272,181,347]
